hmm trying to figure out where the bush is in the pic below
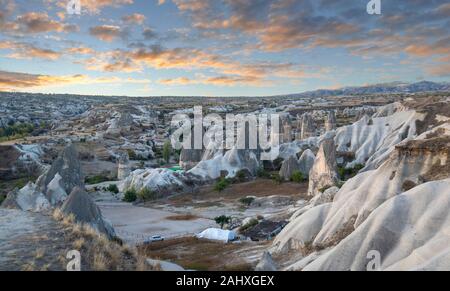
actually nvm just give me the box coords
[0,122,36,141]
[290,171,306,183]
[137,188,156,202]
[85,175,110,185]
[338,164,365,180]
[272,174,283,185]
[239,197,255,207]
[256,167,271,179]
[162,141,172,163]
[235,170,247,182]
[127,149,137,160]
[107,184,119,194]
[214,178,230,192]
[214,215,232,229]
[239,218,259,232]
[123,188,137,202]
[319,185,332,193]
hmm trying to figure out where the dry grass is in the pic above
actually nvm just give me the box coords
[35,248,45,260]
[21,261,36,271]
[164,178,307,208]
[73,238,85,249]
[51,208,153,271]
[93,253,109,271]
[165,214,200,221]
[138,236,254,271]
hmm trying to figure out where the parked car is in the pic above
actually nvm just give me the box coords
[143,235,165,245]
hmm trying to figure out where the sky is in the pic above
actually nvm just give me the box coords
[0,0,449,97]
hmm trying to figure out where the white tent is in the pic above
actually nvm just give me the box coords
[196,228,236,242]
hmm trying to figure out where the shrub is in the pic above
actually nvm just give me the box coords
[235,170,247,182]
[214,178,230,192]
[85,175,110,185]
[127,149,137,160]
[107,184,119,194]
[319,185,332,193]
[137,188,156,202]
[123,188,137,202]
[214,215,232,229]
[0,122,36,141]
[162,141,172,163]
[336,181,345,188]
[338,164,365,180]
[272,174,283,184]
[290,171,306,183]
[239,197,255,207]
[239,218,259,232]
[256,167,271,179]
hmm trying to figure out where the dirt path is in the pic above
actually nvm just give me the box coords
[98,201,216,245]
[0,209,68,271]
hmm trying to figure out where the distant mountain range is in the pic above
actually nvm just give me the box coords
[282,81,450,99]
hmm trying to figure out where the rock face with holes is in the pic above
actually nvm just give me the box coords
[304,179,450,271]
[308,138,339,197]
[61,187,116,239]
[271,100,450,271]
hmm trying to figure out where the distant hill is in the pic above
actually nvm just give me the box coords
[281,81,450,99]
[1,81,449,99]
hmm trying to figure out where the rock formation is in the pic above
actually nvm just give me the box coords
[121,168,185,194]
[298,149,316,177]
[304,179,450,271]
[272,109,450,270]
[307,138,339,197]
[179,125,205,170]
[61,187,116,239]
[2,182,50,212]
[325,110,337,131]
[255,252,278,271]
[282,120,292,143]
[117,152,131,180]
[36,143,84,205]
[279,156,300,181]
[300,113,316,140]
[180,148,203,170]
[0,145,42,180]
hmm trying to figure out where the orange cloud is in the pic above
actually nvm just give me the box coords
[0,40,61,60]
[12,12,78,34]
[0,70,150,91]
[47,0,134,14]
[89,25,122,42]
[67,47,95,55]
[122,13,146,24]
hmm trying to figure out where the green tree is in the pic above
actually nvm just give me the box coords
[137,188,156,202]
[123,188,137,202]
[214,178,230,192]
[290,171,306,183]
[162,141,172,163]
[107,184,119,194]
[214,215,231,229]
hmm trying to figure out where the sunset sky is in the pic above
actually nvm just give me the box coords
[0,0,449,96]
